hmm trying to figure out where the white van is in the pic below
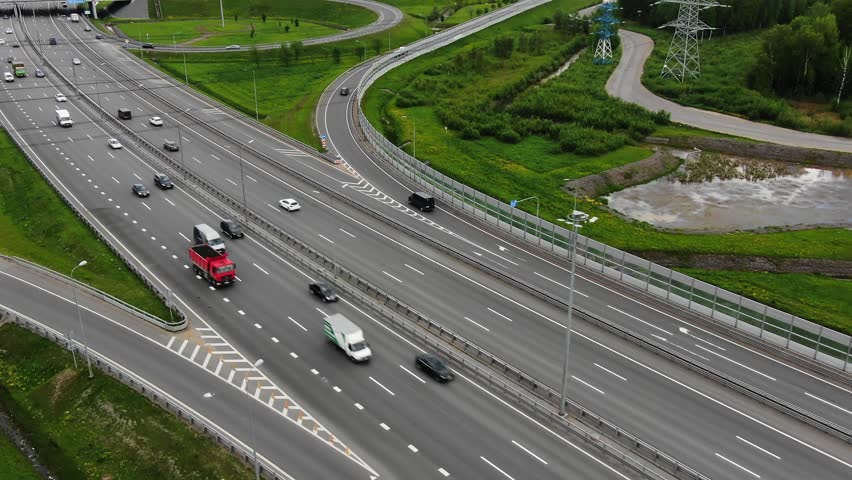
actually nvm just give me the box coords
[3,72,13,82]
[193,223,225,252]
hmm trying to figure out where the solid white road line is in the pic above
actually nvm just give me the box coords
[354,403,364,410]
[226,178,237,186]
[408,444,418,453]
[594,363,627,381]
[715,453,761,478]
[189,345,200,362]
[339,228,355,238]
[512,440,548,465]
[399,365,426,384]
[803,392,852,415]
[288,316,307,332]
[379,423,390,431]
[369,376,395,396]
[438,467,450,477]
[608,305,673,336]
[178,232,191,242]
[694,344,776,381]
[176,339,188,355]
[252,263,269,275]
[111,176,119,184]
[166,336,176,349]
[164,198,175,206]
[736,436,781,459]
[141,202,151,210]
[464,316,490,332]
[487,307,513,322]
[481,456,516,480]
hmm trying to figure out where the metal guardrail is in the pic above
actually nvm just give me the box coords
[0,254,184,331]
[0,305,293,480]
[350,4,852,375]
[10,6,186,331]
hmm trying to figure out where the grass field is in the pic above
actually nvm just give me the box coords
[634,25,851,138]
[0,433,40,480]
[108,0,378,46]
[111,17,342,46]
[0,323,255,480]
[679,269,852,335]
[0,128,171,319]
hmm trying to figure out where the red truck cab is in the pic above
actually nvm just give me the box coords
[189,245,236,286]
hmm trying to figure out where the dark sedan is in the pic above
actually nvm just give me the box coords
[131,183,150,198]
[416,353,455,382]
[220,219,244,239]
[309,282,338,303]
[153,173,173,189]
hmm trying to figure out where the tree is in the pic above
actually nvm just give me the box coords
[250,23,255,38]
[234,14,238,22]
[552,9,565,30]
[295,19,300,27]
[838,46,850,105]
[285,25,290,33]
[372,37,382,55]
[262,13,267,23]
[494,35,514,58]
[332,46,341,64]
[354,45,366,61]
[832,0,852,43]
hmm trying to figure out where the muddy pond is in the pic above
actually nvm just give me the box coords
[606,152,852,232]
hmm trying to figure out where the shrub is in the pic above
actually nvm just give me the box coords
[496,128,521,143]
[461,125,481,139]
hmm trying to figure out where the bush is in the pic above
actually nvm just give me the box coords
[496,128,521,143]
[461,125,481,139]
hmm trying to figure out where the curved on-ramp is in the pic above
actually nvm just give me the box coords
[608,29,852,154]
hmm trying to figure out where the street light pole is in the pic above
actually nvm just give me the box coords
[176,124,185,175]
[511,196,540,238]
[557,188,580,416]
[71,260,93,379]
[250,358,264,480]
[238,146,248,221]
[219,0,225,28]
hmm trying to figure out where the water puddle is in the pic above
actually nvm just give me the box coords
[606,152,852,232]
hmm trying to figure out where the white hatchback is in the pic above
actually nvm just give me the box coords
[72,58,81,65]
[107,138,122,149]
[149,116,163,126]
[278,198,301,211]
[55,93,67,102]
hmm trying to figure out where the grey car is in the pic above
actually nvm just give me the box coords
[163,140,179,152]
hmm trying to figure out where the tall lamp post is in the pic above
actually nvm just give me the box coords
[556,185,581,416]
[249,358,264,480]
[238,145,248,221]
[71,260,94,379]
[252,69,259,121]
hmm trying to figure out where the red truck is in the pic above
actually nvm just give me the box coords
[189,245,236,286]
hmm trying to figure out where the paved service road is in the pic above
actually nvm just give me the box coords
[608,29,852,153]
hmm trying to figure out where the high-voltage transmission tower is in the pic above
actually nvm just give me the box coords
[593,0,620,65]
[656,0,725,82]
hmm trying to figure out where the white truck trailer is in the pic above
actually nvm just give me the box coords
[55,109,73,127]
[323,313,372,362]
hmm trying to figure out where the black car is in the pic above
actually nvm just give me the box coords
[163,140,179,152]
[339,87,349,96]
[95,33,103,40]
[142,42,154,49]
[220,219,244,239]
[6,56,12,64]
[153,173,173,189]
[12,43,18,48]
[309,282,338,303]
[416,353,454,382]
[132,183,150,198]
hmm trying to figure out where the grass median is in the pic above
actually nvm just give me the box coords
[0,323,255,479]
[0,128,171,320]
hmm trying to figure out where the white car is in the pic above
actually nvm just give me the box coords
[0,39,5,45]
[4,28,12,35]
[149,116,163,126]
[72,58,81,65]
[55,93,67,102]
[107,138,122,149]
[225,45,240,50]
[4,72,13,82]
[278,198,301,211]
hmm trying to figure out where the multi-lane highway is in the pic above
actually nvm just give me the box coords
[1,2,850,479]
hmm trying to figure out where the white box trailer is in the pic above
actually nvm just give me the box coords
[323,313,371,362]
[70,13,80,22]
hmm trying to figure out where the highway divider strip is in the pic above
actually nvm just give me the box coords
[0,255,182,331]
[0,304,295,480]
